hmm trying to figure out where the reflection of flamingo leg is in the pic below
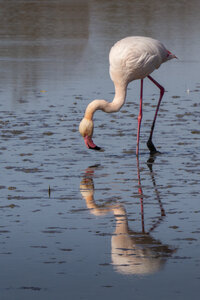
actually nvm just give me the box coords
[136,156,145,233]
[147,160,165,217]
[137,156,167,233]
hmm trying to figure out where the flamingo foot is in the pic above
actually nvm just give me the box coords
[147,139,161,155]
[84,136,101,151]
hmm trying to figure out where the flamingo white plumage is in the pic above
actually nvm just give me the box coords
[79,36,177,155]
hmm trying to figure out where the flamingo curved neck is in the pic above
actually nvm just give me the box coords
[84,83,127,120]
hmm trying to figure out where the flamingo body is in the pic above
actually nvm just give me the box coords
[79,36,176,154]
[109,36,171,83]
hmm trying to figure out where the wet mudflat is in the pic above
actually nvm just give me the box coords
[0,1,200,299]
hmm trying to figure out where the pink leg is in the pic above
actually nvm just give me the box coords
[136,79,143,156]
[147,75,165,154]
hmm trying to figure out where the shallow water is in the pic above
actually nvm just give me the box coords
[0,0,200,299]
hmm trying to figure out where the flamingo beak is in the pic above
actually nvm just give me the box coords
[84,136,101,151]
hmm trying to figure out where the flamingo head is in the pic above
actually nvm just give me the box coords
[79,118,101,151]
[166,50,177,61]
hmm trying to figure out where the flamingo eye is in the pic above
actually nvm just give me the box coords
[167,50,172,57]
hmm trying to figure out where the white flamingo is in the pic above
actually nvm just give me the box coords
[79,36,177,155]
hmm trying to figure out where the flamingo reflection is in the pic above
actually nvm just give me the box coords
[80,159,176,275]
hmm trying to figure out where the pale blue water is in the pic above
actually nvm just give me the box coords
[0,1,200,299]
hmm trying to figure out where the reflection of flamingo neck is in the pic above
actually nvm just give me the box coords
[85,195,96,210]
[113,207,129,235]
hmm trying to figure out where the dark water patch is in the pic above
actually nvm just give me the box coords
[19,153,33,156]
[172,95,181,99]
[42,227,67,234]
[191,130,200,134]
[70,208,89,213]
[1,129,24,135]
[8,186,16,190]
[42,230,63,234]
[7,195,40,201]
[59,248,73,252]
[30,245,48,249]
[15,167,42,173]
[19,286,42,291]
[172,256,192,260]
[175,237,197,242]
[32,209,41,213]
[169,226,179,230]
[22,158,34,163]
[43,131,54,136]
[0,204,19,209]
[95,232,113,237]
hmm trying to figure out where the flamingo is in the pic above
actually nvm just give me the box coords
[79,36,177,155]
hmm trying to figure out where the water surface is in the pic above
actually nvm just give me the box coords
[0,1,200,299]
